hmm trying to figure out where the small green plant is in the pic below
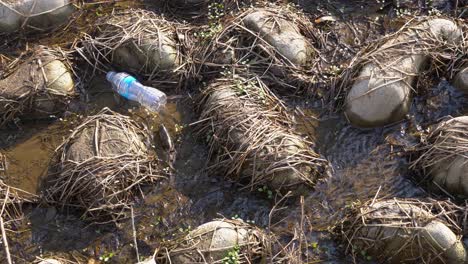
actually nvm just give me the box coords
[258,185,273,199]
[222,245,240,264]
[194,2,225,41]
[99,252,115,262]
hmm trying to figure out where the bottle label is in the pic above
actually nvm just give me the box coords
[119,75,137,99]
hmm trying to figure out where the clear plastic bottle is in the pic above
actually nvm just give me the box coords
[106,71,167,112]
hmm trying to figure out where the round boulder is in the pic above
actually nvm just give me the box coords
[0,0,75,33]
[345,18,461,128]
[157,219,267,263]
[343,199,466,263]
[0,46,75,126]
[243,10,313,66]
[412,116,468,197]
[453,67,468,92]
[45,108,163,220]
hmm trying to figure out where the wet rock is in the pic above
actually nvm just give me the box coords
[113,33,179,72]
[0,47,75,125]
[345,18,461,128]
[83,9,181,77]
[414,116,468,197]
[158,219,266,263]
[0,0,75,33]
[243,10,313,66]
[45,108,162,220]
[38,259,61,264]
[454,67,468,92]
[344,199,466,263]
[198,76,327,195]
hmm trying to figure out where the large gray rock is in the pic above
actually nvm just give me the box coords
[0,0,75,33]
[345,18,461,128]
[243,10,313,66]
[349,200,466,263]
[424,116,468,197]
[171,220,249,263]
[453,67,468,92]
[113,34,179,72]
[161,220,266,263]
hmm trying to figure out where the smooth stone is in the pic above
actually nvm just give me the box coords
[421,221,466,263]
[429,116,468,197]
[44,60,74,94]
[354,200,466,263]
[345,18,461,128]
[454,67,468,92]
[243,10,313,66]
[113,34,179,72]
[0,0,75,33]
[171,220,250,263]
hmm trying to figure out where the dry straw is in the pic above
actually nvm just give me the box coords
[196,73,327,194]
[44,108,165,221]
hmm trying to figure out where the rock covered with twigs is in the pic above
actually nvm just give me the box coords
[194,4,316,91]
[156,219,268,263]
[412,116,468,197]
[81,9,192,88]
[342,199,466,263]
[345,18,461,128]
[197,75,327,195]
[0,0,76,33]
[0,46,75,126]
[243,10,314,66]
[454,67,468,92]
[44,108,164,220]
